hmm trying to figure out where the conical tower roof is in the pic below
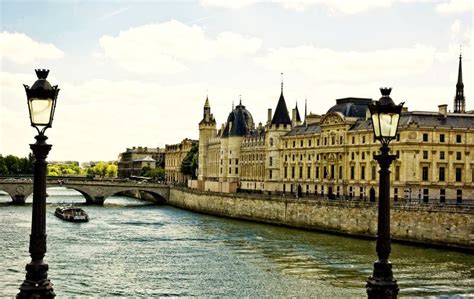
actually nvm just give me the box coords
[271,83,291,125]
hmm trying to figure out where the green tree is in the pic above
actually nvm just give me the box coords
[141,166,152,177]
[4,155,20,174]
[0,156,9,175]
[180,144,198,179]
[106,164,118,178]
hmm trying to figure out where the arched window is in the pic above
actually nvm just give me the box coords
[270,138,274,146]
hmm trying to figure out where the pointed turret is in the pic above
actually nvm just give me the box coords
[204,95,210,108]
[295,102,301,123]
[271,76,291,125]
[454,53,466,113]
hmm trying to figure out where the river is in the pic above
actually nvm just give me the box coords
[0,188,472,297]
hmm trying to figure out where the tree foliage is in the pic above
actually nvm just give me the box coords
[0,154,34,175]
[85,162,117,178]
[47,163,81,176]
[141,166,165,180]
[180,144,198,179]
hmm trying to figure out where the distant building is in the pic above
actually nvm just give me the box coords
[197,55,473,203]
[117,146,165,178]
[165,138,198,184]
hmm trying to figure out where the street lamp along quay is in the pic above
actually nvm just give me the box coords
[17,69,59,298]
[366,87,403,299]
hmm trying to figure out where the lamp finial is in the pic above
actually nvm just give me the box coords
[380,87,392,97]
[35,69,49,80]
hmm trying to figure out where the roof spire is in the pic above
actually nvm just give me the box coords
[454,50,465,113]
[232,100,234,110]
[239,94,242,106]
[204,93,210,108]
[281,72,284,94]
[295,101,301,123]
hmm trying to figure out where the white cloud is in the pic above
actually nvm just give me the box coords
[200,0,396,14]
[436,0,473,14]
[97,20,261,74]
[0,32,64,64]
[255,44,436,82]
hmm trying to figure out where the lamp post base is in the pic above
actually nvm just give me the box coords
[17,262,55,298]
[367,261,399,299]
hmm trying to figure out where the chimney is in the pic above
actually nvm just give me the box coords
[267,108,272,125]
[292,108,297,127]
[438,104,448,118]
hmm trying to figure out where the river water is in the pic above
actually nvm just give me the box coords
[0,188,472,297]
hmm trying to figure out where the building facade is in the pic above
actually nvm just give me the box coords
[165,138,198,184]
[197,56,474,203]
[117,146,165,178]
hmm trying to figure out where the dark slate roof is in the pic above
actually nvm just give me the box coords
[271,92,291,125]
[350,112,474,131]
[286,123,321,136]
[295,103,302,122]
[222,103,254,137]
[327,97,372,118]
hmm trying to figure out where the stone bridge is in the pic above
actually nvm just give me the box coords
[0,178,170,205]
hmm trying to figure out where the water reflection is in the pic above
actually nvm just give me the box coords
[0,188,472,297]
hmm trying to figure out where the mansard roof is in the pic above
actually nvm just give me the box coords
[271,92,292,125]
[350,112,474,131]
[286,123,321,136]
[327,97,371,118]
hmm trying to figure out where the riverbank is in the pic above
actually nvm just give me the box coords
[168,187,473,252]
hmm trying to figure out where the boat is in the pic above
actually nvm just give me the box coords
[54,206,89,222]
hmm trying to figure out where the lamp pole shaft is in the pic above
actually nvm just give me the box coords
[18,134,55,299]
[366,145,399,298]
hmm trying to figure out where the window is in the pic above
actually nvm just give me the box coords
[372,166,376,180]
[352,136,355,144]
[291,167,295,178]
[456,152,462,160]
[300,154,303,161]
[269,157,273,166]
[292,155,295,161]
[308,155,311,161]
[361,166,365,180]
[339,166,342,179]
[396,134,400,141]
[423,151,428,159]
[395,166,400,181]
[350,166,355,180]
[396,150,400,158]
[235,159,239,165]
[323,166,327,179]
[456,168,462,182]
[440,134,445,143]
[316,167,320,179]
[394,188,398,202]
[423,133,428,142]
[285,155,288,162]
[351,152,355,160]
[331,136,335,145]
[299,167,303,179]
[440,189,446,203]
[340,136,343,144]
[456,134,461,143]
[423,189,429,203]
[269,169,272,179]
[362,152,365,160]
[235,167,238,174]
[456,189,462,203]
[360,187,364,200]
[308,139,312,147]
[229,158,232,165]
[307,166,311,179]
[285,141,288,148]
[293,141,296,148]
[284,167,288,178]
[440,151,445,160]
[324,137,327,145]
[362,136,366,144]
[331,165,335,179]
[439,167,445,181]
[317,139,320,146]
[422,167,429,181]
[270,138,273,146]
[229,167,232,174]
[300,140,303,147]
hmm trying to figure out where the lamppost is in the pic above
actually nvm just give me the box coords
[18,69,59,298]
[366,87,403,298]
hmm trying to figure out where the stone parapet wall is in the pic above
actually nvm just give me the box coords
[169,188,473,251]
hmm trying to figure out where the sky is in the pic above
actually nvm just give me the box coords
[0,0,472,163]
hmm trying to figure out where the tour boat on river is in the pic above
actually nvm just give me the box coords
[54,206,89,222]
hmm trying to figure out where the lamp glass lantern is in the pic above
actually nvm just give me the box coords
[369,88,404,146]
[24,69,60,134]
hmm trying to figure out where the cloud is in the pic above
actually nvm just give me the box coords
[436,0,473,14]
[200,0,396,14]
[255,44,436,82]
[97,20,262,74]
[0,32,64,64]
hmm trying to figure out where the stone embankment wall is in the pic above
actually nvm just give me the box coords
[169,188,473,251]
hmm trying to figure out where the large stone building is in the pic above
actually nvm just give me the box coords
[117,146,165,178]
[197,55,473,203]
[165,138,198,184]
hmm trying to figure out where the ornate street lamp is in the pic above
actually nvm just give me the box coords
[366,87,403,298]
[18,69,59,298]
